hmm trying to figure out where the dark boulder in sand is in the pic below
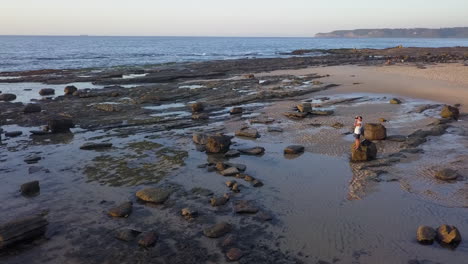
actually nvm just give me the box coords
[224,150,240,158]
[436,225,462,244]
[351,140,377,162]
[0,93,16,101]
[234,200,259,214]
[20,181,40,196]
[221,167,239,176]
[417,226,436,244]
[284,145,305,154]
[440,105,459,120]
[23,103,41,113]
[39,88,55,96]
[64,85,78,95]
[230,107,243,115]
[435,168,458,181]
[138,231,158,247]
[364,123,387,140]
[80,142,113,150]
[203,222,232,238]
[115,228,141,242]
[190,102,204,113]
[136,188,171,204]
[48,118,74,133]
[226,248,244,261]
[108,201,133,218]
[205,135,232,153]
[390,98,402,104]
[297,103,312,113]
[235,128,260,138]
[239,146,265,155]
[5,131,22,137]
[210,196,229,207]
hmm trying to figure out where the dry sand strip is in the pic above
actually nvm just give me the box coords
[257,63,468,112]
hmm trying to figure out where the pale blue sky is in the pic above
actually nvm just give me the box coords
[1,0,467,36]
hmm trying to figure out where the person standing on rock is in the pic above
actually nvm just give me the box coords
[353,116,363,149]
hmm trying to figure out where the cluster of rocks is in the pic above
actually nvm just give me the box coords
[417,225,462,246]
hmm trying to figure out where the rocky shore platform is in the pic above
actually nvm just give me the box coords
[0,48,467,264]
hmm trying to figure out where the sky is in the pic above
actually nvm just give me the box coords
[1,0,468,37]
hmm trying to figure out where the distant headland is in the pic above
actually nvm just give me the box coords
[315,27,468,38]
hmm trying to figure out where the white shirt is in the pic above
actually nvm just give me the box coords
[354,121,362,134]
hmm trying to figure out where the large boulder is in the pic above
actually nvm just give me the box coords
[39,88,55,96]
[440,105,459,120]
[136,188,171,204]
[205,135,232,153]
[436,225,462,244]
[23,103,42,113]
[351,140,377,162]
[416,226,436,244]
[48,118,74,133]
[64,85,78,95]
[0,93,17,101]
[20,181,40,196]
[364,123,386,140]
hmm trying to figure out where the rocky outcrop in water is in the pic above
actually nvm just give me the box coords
[136,188,171,204]
[440,105,460,120]
[364,123,387,140]
[351,140,377,162]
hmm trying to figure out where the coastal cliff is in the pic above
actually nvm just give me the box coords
[315,27,468,38]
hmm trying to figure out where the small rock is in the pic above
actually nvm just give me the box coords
[108,201,133,218]
[297,103,312,113]
[268,126,283,132]
[210,196,229,207]
[190,102,204,113]
[23,104,42,113]
[226,180,237,188]
[136,188,171,204]
[250,117,275,124]
[20,181,40,196]
[243,74,255,79]
[0,93,16,101]
[440,105,459,120]
[436,225,462,244]
[417,226,436,244]
[80,142,113,150]
[239,147,265,155]
[390,98,402,104]
[235,128,260,138]
[39,88,55,96]
[231,183,240,193]
[192,133,208,145]
[284,145,304,154]
[234,200,259,214]
[230,107,243,115]
[64,85,78,95]
[379,118,387,123]
[252,179,264,187]
[138,231,158,247]
[221,167,240,176]
[181,208,198,220]
[224,150,240,158]
[225,163,246,172]
[226,248,244,261]
[115,228,141,242]
[435,169,458,181]
[203,222,232,238]
[24,155,41,164]
[5,131,22,137]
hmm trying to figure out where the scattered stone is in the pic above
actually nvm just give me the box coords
[206,135,232,153]
[39,88,55,96]
[440,105,459,120]
[435,169,458,181]
[243,74,255,79]
[221,167,239,176]
[64,85,78,95]
[24,155,41,164]
[297,103,312,113]
[20,181,40,196]
[252,179,264,187]
[5,131,22,137]
[417,226,436,244]
[351,140,377,162]
[239,147,265,155]
[234,200,259,214]
[203,222,232,238]
[224,150,240,158]
[226,180,237,188]
[138,231,158,247]
[230,107,243,115]
[364,123,387,140]
[115,228,141,242]
[235,128,260,138]
[210,196,229,207]
[136,188,171,204]
[250,117,275,124]
[80,142,113,150]
[436,225,462,244]
[181,208,198,220]
[0,93,16,101]
[94,103,121,112]
[231,183,240,193]
[192,113,209,120]
[225,163,246,172]
[108,201,133,218]
[23,103,41,113]
[390,98,402,104]
[267,126,283,132]
[30,130,51,136]
[192,133,208,145]
[48,118,74,133]
[243,174,254,182]
[284,112,307,119]
[226,248,244,261]
[284,145,304,154]
[190,102,204,113]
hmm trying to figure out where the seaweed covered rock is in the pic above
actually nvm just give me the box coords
[297,102,312,113]
[136,188,171,204]
[440,105,459,120]
[351,140,377,162]
[205,135,232,153]
[64,85,78,95]
[364,123,386,140]
[436,225,462,244]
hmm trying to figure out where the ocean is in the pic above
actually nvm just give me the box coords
[1,36,468,72]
